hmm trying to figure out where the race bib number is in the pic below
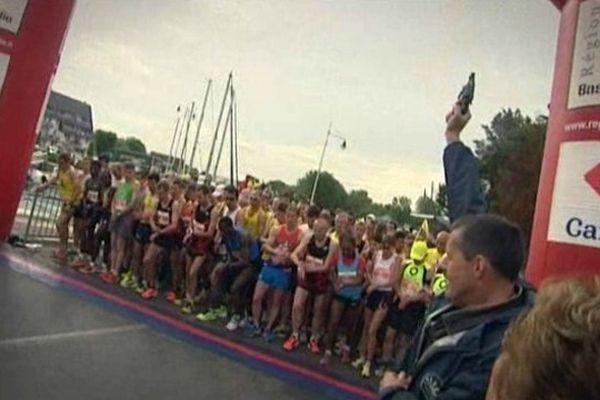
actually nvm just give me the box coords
[114,199,126,213]
[306,255,324,269]
[87,190,99,204]
[193,221,205,235]
[157,210,170,227]
[373,268,391,281]
[338,268,357,278]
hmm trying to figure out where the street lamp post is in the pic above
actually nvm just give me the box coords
[310,123,347,204]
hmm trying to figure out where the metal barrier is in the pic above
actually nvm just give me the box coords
[17,186,62,242]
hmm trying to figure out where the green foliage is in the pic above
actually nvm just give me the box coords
[267,179,294,197]
[475,109,546,243]
[435,183,448,216]
[90,130,118,157]
[88,130,147,159]
[123,137,147,155]
[295,170,348,210]
[347,190,373,216]
[415,190,437,215]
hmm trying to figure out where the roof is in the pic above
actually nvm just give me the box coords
[47,91,93,130]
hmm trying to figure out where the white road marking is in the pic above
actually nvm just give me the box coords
[0,324,145,347]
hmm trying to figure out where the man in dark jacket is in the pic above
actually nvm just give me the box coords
[443,103,485,222]
[379,214,535,400]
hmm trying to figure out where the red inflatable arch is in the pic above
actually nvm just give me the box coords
[528,0,600,286]
[0,0,76,240]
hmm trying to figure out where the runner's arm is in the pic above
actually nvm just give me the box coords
[257,212,266,239]
[290,233,310,268]
[158,199,180,235]
[228,235,251,269]
[262,226,279,255]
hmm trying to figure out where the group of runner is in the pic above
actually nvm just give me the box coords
[37,153,450,378]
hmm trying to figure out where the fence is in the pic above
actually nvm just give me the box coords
[16,186,62,242]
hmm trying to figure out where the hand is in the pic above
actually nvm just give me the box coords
[366,284,376,295]
[150,233,158,242]
[445,103,471,143]
[297,266,306,281]
[380,371,412,391]
[334,281,343,291]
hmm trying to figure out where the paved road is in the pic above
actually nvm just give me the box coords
[0,264,333,400]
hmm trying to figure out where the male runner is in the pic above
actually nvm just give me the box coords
[246,204,302,342]
[36,153,80,261]
[101,162,139,284]
[284,216,332,353]
[182,184,215,314]
[141,180,181,299]
[76,160,104,273]
[127,172,159,290]
[196,217,254,323]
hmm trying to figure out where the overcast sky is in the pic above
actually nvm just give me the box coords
[52,0,560,203]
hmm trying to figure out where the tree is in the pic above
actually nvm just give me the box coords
[347,189,373,216]
[415,190,437,215]
[435,183,448,216]
[124,137,147,155]
[267,179,294,197]
[295,170,347,210]
[385,196,412,225]
[88,130,117,157]
[475,109,546,244]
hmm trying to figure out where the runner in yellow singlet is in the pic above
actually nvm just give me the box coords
[240,190,266,241]
[36,153,81,261]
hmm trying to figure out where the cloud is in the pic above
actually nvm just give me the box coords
[236,139,442,203]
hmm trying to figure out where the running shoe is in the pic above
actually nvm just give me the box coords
[165,291,177,303]
[135,282,146,294]
[181,301,194,315]
[361,362,371,378]
[341,346,352,363]
[375,364,387,378]
[196,309,218,322]
[141,288,158,300]
[238,316,251,329]
[213,305,228,319]
[120,272,133,288]
[262,329,275,343]
[283,335,300,352]
[320,350,332,367]
[78,264,94,275]
[273,324,289,339]
[173,298,183,307]
[243,323,262,338]
[52,248,66,262]
[351,356,366,369]
[100,271,117,285]
[308,338,321,354]
[225,315,241,331]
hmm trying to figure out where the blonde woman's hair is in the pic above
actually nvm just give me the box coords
[491,277,600,400]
